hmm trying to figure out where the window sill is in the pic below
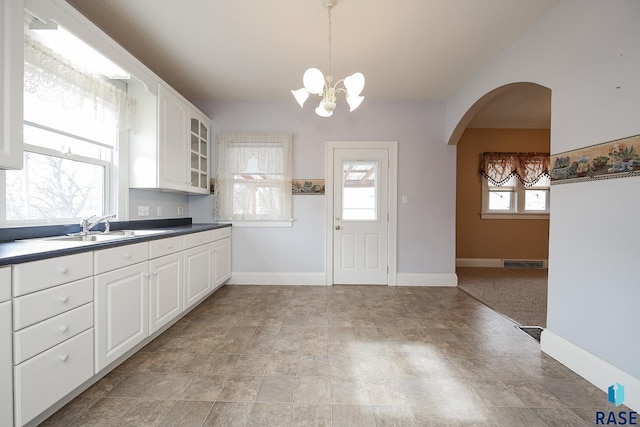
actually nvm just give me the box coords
[217,220,294,228]
[481,212,549,220]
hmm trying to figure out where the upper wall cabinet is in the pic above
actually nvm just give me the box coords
[130,82,211,194]
[189,108,211,193]
[0,0,24,169]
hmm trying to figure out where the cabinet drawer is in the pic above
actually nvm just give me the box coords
[14,329,93,426]
[149,235,183,259]
[0,266,10,302]
[14,303,93,364]
[212,227,231,241]
[14,277,93,330]
[0,302,13,427]
[13,252,93,296]
[183,230,213,249]
[94,242,148,274]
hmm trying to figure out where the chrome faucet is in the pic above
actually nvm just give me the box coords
[80,214,116,234]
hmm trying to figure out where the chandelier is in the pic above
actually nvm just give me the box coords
[291,0,365,117]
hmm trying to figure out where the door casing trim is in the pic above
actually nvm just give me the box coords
[325,141,398,286]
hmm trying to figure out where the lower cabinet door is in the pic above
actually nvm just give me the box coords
[149,252,182,334]
[0,301,13,427]
[213,238,231,288]
[14,329,94,426]
[94,262,149,372]
[183,243,212,310]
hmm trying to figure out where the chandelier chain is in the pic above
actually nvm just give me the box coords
[327,5,332,77]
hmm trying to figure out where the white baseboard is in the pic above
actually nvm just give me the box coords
[541,329,639,411]
[396,273,457,287]
[456,258,503,268]
[229,272,326,286]
[229,272,458,287]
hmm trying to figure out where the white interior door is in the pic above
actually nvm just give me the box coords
[332,148,389,284]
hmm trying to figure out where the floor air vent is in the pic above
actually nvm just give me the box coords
[503,259,545,269]
[517,326,543,342]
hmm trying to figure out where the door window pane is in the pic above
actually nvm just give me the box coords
[342,161,378,220]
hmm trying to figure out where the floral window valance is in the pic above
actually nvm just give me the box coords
[24,34,135,128]
[480,152,550,187]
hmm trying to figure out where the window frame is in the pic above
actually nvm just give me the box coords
[481,176,550,219]
[215,133,293,227]
[0,29,130,227]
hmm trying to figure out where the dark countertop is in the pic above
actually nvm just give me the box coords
[0,218,230,266]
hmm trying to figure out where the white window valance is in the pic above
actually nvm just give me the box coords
[24,34,134,128]
[215,132,293,222]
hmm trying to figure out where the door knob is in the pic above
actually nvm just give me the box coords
[335,225,341,230]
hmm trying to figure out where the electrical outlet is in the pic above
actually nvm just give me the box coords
[137,206,149,216]
[157,206,162,216]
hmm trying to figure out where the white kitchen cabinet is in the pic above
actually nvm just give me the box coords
[0,0,24,169]
[149,236,183,334]
[149,252,182,334]
[1,265,13,427]
[158,84,189,191]
[94,262,149,372]
[11,258,94,427]
[93,241,148,275]
[14,329,93,426]
[188,107,211,194]
[13,277,93,330]
[183,237,213,310]
[12,251,93,296]
[212,228,232,289]
[183,244,213,310]
[130,81,211,194]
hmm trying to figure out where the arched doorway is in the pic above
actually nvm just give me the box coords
[452,82,552,333]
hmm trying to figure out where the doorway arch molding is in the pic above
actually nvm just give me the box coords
[446,81,552,146]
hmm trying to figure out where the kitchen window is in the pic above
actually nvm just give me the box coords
[480,152,550,219]
[215,132,293,226]
[1,31,133,225]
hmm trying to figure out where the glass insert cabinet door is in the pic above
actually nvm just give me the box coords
[189,114,209,192]
[341,160,379,221]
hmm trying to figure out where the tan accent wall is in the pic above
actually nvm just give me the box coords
[456,128,550,260]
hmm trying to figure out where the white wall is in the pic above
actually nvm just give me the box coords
[194,100,456,282]
[129,189,190,220]
[446,0,640,384]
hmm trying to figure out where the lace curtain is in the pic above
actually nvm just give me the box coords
[24,34,134,128]
[215,133,293,221]
[481,152,550,186]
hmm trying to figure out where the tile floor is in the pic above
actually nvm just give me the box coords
[41,285,618,426]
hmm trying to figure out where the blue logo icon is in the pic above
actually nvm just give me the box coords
[608,383,625,407]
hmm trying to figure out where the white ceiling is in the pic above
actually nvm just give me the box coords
[67,0,557,127]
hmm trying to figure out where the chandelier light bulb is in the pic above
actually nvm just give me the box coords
[346,95,364,112]
[315,100,333,117]
[344,72,365,97]
[303,68,325,95]
[291,88,310,107]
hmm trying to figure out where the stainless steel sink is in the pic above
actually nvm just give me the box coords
[45,234,125,242]
[41,229,170,242]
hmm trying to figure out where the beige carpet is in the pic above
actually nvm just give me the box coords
[456,267,547,327]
